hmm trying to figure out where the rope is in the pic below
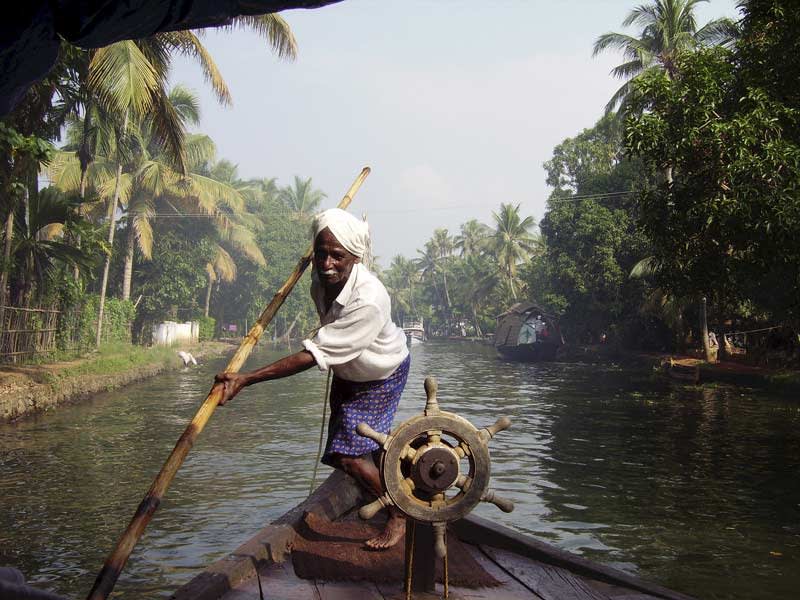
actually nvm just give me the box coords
[405,522,415,600]
[723,325,787,337]
[308,369,332,497]
[255,567,264,600]
[443,529,449,599]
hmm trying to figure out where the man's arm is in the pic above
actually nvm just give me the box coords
[214,350,316,405]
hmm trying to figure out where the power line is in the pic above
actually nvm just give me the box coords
[548,190,634,202]
[40,177,636,215]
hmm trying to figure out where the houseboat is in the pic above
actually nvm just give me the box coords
[494,302,562,362]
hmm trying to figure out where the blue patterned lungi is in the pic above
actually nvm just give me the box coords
[321,354,410,465]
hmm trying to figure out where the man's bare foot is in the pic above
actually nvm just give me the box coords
[365,514,405,550]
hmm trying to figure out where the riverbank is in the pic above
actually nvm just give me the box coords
[659,355,800,391]
[0,341,235,423]
[555,342,800,392]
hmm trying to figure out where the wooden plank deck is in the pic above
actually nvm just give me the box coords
[218,538,660,600]
[175,473,693,600]
[481,546,610,600]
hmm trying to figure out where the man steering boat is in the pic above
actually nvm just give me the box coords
[215,208,410,549]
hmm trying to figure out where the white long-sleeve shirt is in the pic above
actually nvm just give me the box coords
[302,263,409,382]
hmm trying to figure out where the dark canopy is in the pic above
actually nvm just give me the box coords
[1,0,342,115]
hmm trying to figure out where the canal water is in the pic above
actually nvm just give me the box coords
[1,341,799,599]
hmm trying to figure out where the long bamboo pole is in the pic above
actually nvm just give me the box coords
[87,167,371,600]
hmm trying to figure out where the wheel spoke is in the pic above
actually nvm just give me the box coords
[400,446,417,461]
[454,474,472,490]
[426,429,442,445]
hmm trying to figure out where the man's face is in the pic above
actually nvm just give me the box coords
[313,227,360,289]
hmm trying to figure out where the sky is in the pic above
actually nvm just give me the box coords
[169,0,740,265]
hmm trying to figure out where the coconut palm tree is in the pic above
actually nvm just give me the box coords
[593,0,737,115]
[5,188,96,307]
[385,255,420,321]
[416,244,441,313]
[451,254,496,337]
[65,32,226,257]
[122,133,262,301]
[490,203,539,301]
[382,265,411,326]
[205,248,235,318]
[278,176,326,219]
[76,36,187,344]
[52,94,256,309]
[89,14,297,174]
[211,14,297,60]
[117,85,202,301]
[430,228,454,318]
[63,12,296,286]
[455,219,491,257]
[416,229,455,334]
[203,216,267,318]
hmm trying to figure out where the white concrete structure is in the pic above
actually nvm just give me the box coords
[152,321,199,346]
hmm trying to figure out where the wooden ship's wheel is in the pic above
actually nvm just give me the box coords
[357,376,513,598]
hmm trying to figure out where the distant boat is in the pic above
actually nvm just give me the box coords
[402,318,426,346]
[663,358,700,383]
[494,302,562,362]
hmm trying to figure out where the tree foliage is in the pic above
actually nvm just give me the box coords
[594,0,736,115]
[133,224,215,339]
[626,0,800,324]
[532,115,659,345]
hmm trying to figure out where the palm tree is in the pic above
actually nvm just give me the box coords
[416,244,441,314]
[124,133,262,301]
[278,176,326,219]
[66,14,296,338]
[451,254,496,337]
[212,14,297,61]
[77,37,185,345]
[234,176,280,215]
[416,229,455,334]
[593,0,737,115]
[5,188,96,307]
[455,219,491,257]
[117,85,202,301]
[385,255,420,322]
[490,203,539,301]
[382,266,411,325]
[205,248,236,318]
[204,218,266,318]
[52,95,254,307]
[430,228,454,318]
[65,29,229,249]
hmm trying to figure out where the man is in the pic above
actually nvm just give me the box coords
[215,208,410,549]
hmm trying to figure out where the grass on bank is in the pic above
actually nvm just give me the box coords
[51,342,183,381]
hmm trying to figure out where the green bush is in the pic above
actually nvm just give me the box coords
[103,298,135,343]
[197,316,216,341]
[57,294,134,352]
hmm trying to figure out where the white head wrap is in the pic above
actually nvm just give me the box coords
[312,208,371,260]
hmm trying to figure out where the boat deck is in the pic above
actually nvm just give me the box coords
[171,472,694,600]
[219,538,654,600]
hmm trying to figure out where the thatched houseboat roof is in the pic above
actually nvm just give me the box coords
[494,302,557,348]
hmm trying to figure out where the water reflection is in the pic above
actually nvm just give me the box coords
[1,341,798,599]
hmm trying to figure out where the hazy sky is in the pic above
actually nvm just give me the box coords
[170,0,740,264]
